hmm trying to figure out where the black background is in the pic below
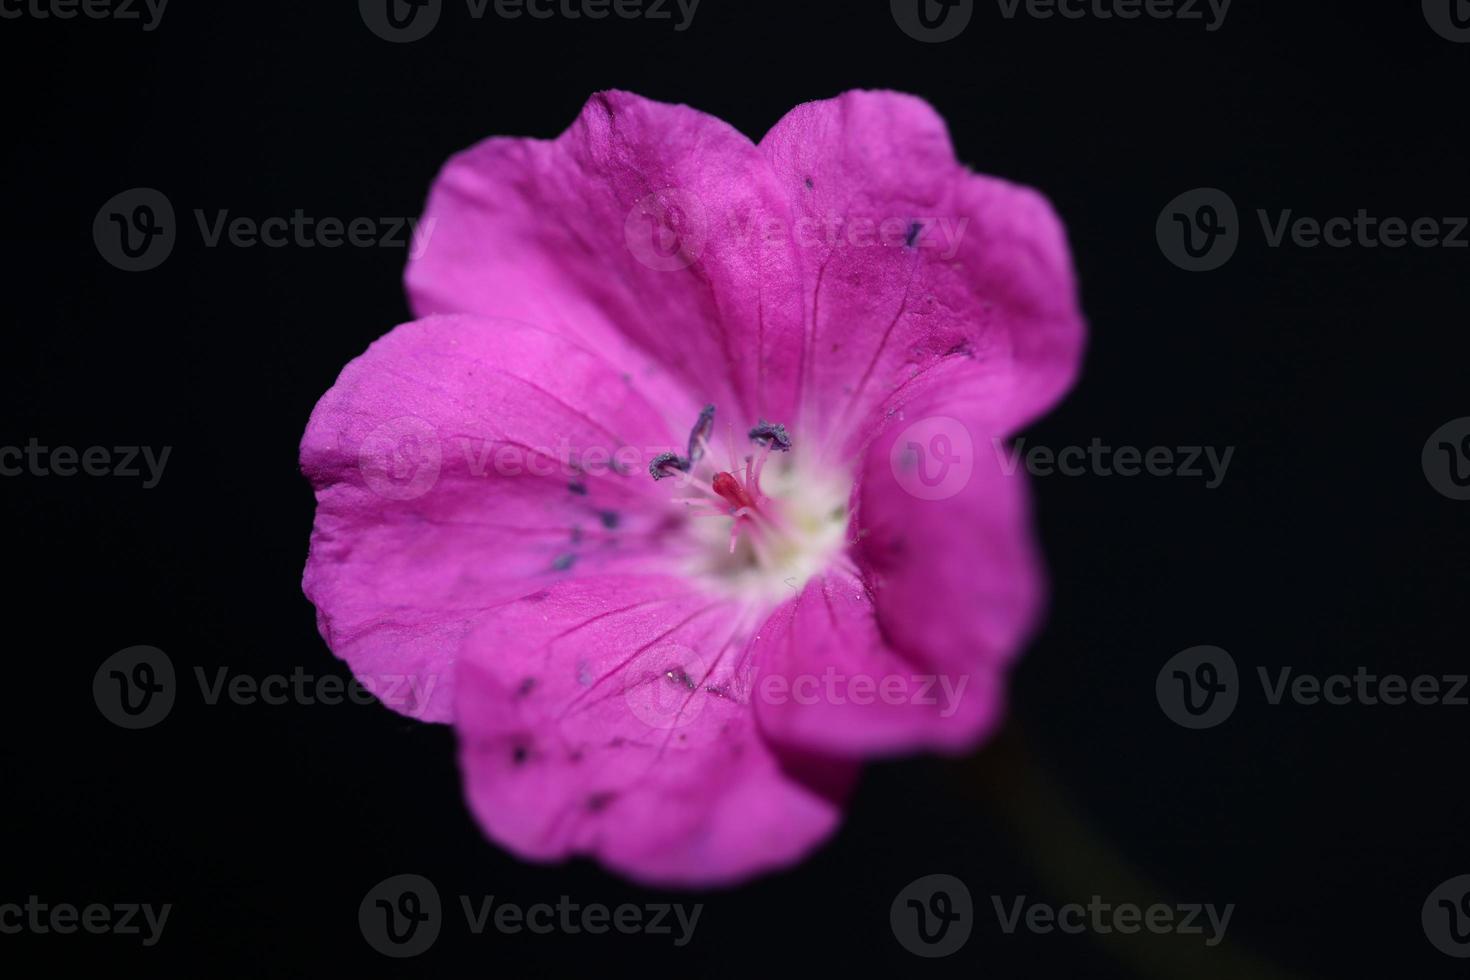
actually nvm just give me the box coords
[3,1,1468,976]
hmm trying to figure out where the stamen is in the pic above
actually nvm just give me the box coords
[649,451,690,480]
[733,507,777,568]
[686,404,716,463]
[649,407,847,602]
[749,421,793,453]
[751,442,771,488]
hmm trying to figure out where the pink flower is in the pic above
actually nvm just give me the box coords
[301,90,1085,887]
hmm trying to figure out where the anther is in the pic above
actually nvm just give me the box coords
[687,404,716,463]
[649,452,690,481]
[749,421,792,452]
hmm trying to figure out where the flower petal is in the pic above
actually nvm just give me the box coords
[454,573,857,887]
[758,90,1086,454]
[407,90,807,428]
[855,387,1047,680]
[751,571,1005,758]
[300,314,686,722]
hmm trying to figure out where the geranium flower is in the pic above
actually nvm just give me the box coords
[301,90,1085,886]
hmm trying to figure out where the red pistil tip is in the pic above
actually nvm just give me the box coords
[711,471,756,511]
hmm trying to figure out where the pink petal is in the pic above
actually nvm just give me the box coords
[454,573,857,887]
[855,386,1047,680]
[750,383,1045,759]
[751,571,1004,757]
[300,314,686,722]
[406,90,807,428]
[758,90,1086,454]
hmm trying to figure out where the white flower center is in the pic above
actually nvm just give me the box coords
[681,447,852,605]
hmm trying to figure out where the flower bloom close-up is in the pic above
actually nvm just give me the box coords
[300,89,1086,887]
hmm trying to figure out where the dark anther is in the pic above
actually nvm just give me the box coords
[905,221,923,248]
[649,451,690,480]
[598,510,621,530]
[552,553,577,572]
[568,480,588,496]
[686,404,716,462]
[749,421,793,452]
